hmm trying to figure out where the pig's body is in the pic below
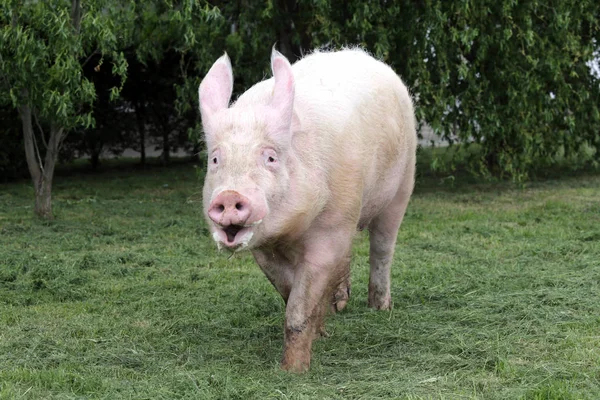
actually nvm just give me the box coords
[199,49,416,372]
[234,50,416,233]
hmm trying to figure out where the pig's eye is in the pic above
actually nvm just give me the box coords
[262,149,278,167]
[209,151,220,169]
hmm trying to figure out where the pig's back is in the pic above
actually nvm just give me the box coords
[236,48,414,160]
[293,49,405,125]
[236,49,411,132]
[296,50,416,224]
[236,49,416,226]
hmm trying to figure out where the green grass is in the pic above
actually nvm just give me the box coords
[1,158,599,399]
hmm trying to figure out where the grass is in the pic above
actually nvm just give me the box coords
[0,156,599,399]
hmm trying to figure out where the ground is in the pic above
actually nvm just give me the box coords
[0,158,599,399]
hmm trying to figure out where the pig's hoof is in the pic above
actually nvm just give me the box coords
[368,294,392,310]
[332,280,351,313]
[281,356,310,373]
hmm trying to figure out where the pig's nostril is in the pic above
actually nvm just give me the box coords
[235,203,244,211]
[216,204,225,212]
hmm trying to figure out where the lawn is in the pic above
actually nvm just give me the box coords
[0,158,599,399]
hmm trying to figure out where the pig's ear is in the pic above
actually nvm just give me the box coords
[268,48,295,143]
[198,53,233,132]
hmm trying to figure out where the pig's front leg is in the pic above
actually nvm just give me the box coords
[281,263,331,372]
[280,233,352,372]
[252,247,297,303]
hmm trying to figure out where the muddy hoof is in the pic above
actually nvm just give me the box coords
[368,294,392,310]
[332,279,351,313]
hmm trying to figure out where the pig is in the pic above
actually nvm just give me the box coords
[198,48,417,372]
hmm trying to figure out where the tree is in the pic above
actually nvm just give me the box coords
[122,50,195,165]
[290,0,600,180]
[0,0,128,217]
[117,1,221,165]
[60,52,136,169]
[0,0,218,216]
[3,0,596,192]
[405,0,600,180]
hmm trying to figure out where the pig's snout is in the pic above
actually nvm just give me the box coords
[207,190,267,248]
[208,190,258,227]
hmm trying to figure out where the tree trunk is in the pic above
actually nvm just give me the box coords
[19,101,63,219]
[34,172,54,219]
[20,103,41,188]
[140,126,146,165]
[90,149,100,170]
[162,130,170,165]
[135,100,146,165]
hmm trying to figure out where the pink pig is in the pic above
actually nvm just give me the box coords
[199,48,417,372]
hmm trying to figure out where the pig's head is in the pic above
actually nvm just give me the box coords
[198,49,295,251]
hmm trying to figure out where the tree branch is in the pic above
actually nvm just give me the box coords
[33,109,48,148]
[82,49,100,68]
[32,124,45,174]
[44,124,64,178]
[71,0,82,35]
[19,93,42,186]
[58,127,70,150]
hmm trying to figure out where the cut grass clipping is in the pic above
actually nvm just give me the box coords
[1,160,599,399]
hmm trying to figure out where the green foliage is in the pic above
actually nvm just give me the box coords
[108,1,222,160]
[1,160,599,398]
[416,1,600,180]
[302,0,600,180]
[179,0,600,180]
[1,1,598,182]
[0,0,129,130]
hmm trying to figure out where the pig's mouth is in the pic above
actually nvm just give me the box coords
[224,224,244,243]
[212,223,257,250]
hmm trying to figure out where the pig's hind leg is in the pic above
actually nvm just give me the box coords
[367,164,415,310]
[331,258,351,313]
